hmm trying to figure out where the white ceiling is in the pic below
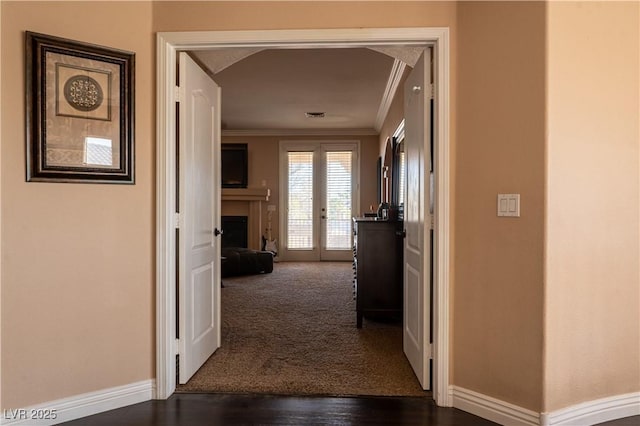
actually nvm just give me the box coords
[192,48,398,133]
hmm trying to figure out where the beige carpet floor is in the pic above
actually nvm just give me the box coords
[177,261,426,397]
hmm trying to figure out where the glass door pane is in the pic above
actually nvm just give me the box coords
[398,150,406,206]
[324,151,353,250]
[287,152,314,250]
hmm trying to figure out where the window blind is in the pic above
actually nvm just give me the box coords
[287,152,314,249]
[398,151,406,206]
[325,151,352,250]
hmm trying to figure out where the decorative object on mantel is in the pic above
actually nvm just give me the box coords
[262,209,278,258]
[25,31,135,183]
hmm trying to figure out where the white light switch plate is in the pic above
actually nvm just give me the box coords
[497,194,520,217]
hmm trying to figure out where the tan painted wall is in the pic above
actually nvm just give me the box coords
[455,2,547,410]
[222,134,380,243]
[5,0,633,418]
[0,1,155,408]
[544,1,640,412]
[153,1,458,32]
[1,0,460,409]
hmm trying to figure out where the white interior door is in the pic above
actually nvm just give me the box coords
[178,52,222,384]
[403,50,431,390]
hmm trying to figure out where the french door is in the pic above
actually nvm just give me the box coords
[280,141,359,262]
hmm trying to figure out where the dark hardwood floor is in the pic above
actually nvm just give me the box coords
[61,393,494,425]
[596,417,640,426]
[60,393,640,425]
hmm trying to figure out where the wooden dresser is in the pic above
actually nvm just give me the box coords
[352,218,403,328]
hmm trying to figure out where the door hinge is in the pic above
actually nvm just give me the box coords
[429,214,434,230]
[428,83,434,99]
[175,339,180,380]
[175,86,183,103]
[174,212,181,229]
[427,343,433,360]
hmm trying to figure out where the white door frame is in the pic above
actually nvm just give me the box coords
[156,27,451,406]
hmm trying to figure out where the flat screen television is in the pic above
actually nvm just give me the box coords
[221,143,248,188]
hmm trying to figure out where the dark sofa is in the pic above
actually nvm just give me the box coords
[221,247,274,278]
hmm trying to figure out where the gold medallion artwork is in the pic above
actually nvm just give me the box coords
[64,75,103,112]
[56,63,111,121]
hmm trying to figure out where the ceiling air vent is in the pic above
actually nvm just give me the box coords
[305,112,325,118]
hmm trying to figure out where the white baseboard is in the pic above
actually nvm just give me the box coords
[452,386,639,426]
[1,379,155,425]
[541,392,640,426]
[451,386,540,425]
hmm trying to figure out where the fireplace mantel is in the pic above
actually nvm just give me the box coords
[221,188,270,250]
[222,188,270,202]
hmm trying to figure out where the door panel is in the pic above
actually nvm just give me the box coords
[178,52,221,384]
[192,265,214,341]
[403,50,431,390]
[405,264,421,348]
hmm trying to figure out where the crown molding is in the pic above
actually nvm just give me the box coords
[374,59,407,132]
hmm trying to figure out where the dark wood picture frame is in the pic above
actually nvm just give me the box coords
[25,31,135,183]
[376,156,382,205]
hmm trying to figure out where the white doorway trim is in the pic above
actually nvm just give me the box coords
[156,27,451,406]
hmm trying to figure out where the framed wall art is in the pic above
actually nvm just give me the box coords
[25,31,135,183]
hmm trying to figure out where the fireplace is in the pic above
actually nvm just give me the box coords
[221,216,248,248]
[221,187,270,251]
